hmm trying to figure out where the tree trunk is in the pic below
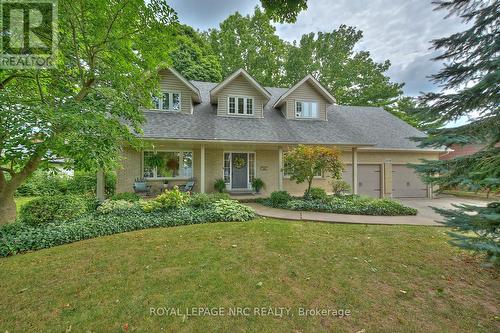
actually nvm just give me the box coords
[0,193,16,224]
[0,152,43,224]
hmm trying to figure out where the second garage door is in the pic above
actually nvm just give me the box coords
[343,164,381,198]
[392,165,428,198]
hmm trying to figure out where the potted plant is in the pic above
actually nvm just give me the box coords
[166,158,179,177]
[214,178,226,193]
[145,153,164,170]
[251,178,265,194]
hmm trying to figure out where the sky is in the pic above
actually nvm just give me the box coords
[167,0,468,125]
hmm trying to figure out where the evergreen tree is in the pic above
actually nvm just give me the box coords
[411,0,499,266]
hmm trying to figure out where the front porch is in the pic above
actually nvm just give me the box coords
[111,139,368,199]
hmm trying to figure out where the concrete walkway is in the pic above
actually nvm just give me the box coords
[245,196,489,226]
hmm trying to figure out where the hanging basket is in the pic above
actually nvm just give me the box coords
[233,156,246,169]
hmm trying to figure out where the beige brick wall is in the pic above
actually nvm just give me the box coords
[284,150,440,196]
[116,147,142,194]
[115,144,440,197]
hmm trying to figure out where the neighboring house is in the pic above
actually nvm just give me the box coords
[439,144,485,160]
[116,68,443,198]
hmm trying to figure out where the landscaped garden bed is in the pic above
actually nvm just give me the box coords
[258,189,418,216]
[1,189,254,257]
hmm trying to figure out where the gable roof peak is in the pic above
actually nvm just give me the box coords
[273,74,336,108]
[161,67,201,103]
[209,68,271,103]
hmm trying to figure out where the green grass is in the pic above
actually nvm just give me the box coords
[14,196,37,213]
[1,219,498,332]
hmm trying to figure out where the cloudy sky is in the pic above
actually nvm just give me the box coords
[167,0,466,97]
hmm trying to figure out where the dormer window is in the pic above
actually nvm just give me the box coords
[296,101,318,118]
[153,91,181,111]
[228,96,254,115]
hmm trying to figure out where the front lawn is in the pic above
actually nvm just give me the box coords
[0,219,498,332]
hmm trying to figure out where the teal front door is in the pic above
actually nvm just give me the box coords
[231,153,248,189]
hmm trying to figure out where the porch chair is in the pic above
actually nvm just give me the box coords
[179,178,196,193]
[133,178,152,196]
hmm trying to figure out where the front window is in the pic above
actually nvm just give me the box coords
[228,96,254,115]
[152,91,181,111]
[296,101,318,118]
[143,151,192,179]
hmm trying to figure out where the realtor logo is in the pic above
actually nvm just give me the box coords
[0,0,57,68]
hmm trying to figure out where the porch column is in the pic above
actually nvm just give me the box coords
[352,147,358,195]
[278,147,283,190]
[96,168,105,202]
[200,144,206,193]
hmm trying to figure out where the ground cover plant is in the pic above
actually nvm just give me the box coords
[259,189,417,216]
[1,189,254,257]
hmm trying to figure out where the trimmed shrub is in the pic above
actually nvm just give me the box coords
[16,170,69,196]
[188,192,232,208]
[16,170,116,197]
[67,171,116,196]
[0,201,256,257]
[19,195,92,226]
[330,179,351,196]
[139,200,163,213]
[269,191,292,207]
[110,192,140,202]
[154,187,189,210]
[212,199,256,221]
[304,187,327,201]
[97,200,138,215]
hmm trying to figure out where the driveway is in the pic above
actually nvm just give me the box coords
[246,196,489,226]
[397,195,488,222]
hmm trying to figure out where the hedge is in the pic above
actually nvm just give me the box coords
[16,170,116,197]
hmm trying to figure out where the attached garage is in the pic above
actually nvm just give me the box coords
[343,164,382,198]
[392,165,428,198]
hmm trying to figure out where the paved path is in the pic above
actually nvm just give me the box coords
[245,196,488,226]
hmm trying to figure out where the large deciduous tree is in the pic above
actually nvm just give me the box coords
[283,145,344,195]
[209,10,404,110]
[208,7,286,87]
[0,0,178,224]
[284,26,404,108]
[170,25,222,82]
[260,0,308,23]
[410,0,499,266]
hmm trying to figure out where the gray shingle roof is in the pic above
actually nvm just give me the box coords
[140,80,429,149]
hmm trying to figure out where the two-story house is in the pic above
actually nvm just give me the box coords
[115,68,443,198]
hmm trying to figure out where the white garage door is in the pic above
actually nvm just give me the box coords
[343,164,381,198]
[392,165,428,198]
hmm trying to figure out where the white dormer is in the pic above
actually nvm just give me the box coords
[273,74,335,121]
[209,68,271,118]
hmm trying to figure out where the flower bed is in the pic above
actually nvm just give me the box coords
[258,190,417,216]
[1,190,255,257]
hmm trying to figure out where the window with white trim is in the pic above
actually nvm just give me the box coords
[152,92,181,111]
[228,96,254,115]
[143,151,192,179]
[295,101,318,118]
